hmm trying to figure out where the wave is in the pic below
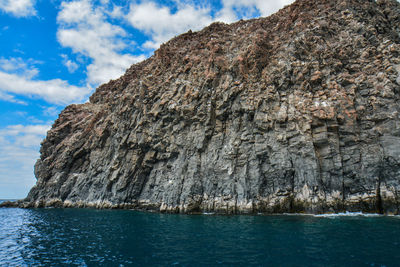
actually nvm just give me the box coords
[280,212,400,218]
[313,212,382,218]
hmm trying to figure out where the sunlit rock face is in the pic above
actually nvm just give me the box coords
[23,0,400,214]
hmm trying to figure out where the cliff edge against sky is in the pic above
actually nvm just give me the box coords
[10,0,400,214]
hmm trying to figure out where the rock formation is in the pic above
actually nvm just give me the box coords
[14,0,400,213]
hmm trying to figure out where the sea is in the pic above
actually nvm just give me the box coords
[1,200,400,266]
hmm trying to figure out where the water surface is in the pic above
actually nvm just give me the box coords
[0,208,399,266]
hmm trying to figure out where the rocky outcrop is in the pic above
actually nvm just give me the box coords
[17,0,400,214]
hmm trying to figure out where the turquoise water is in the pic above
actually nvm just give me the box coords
[0,207,399,266]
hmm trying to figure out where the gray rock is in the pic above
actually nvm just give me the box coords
[22,0,400,214]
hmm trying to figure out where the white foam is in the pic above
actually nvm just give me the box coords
[314,212,382,218]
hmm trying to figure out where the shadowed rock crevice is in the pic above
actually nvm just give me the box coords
[5,0,399,214]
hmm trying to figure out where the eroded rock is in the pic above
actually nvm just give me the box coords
[20,0,400,214]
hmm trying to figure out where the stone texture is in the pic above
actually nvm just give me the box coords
[12,0,400,214]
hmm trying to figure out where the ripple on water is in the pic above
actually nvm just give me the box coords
[0,208,400,266]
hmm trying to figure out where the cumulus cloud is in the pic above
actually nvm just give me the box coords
[4,124,49,147]
[126,2,213,49]
[125,0,295,50]
[0,124,50,199]
[0,71,90,105]
[252,0,295,16]
[57,0,146,85]
[0,57,90,105]
[0,0,36,17]
[217,0,294,22]
[61,54,79,73]
[0,57,38,78]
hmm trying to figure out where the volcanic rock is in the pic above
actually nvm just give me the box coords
[19,0,400,214]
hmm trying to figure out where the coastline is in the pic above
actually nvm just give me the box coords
[1,196,398,216]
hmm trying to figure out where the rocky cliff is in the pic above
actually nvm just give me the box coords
[17,0,400,213]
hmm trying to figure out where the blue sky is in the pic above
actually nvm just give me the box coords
[0,0,297,199]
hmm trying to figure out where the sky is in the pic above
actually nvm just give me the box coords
[0,0,297,199]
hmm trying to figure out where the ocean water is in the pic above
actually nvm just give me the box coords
[0,207,399,266]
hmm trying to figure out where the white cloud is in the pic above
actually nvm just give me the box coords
[0,91,27,105]
[0,57,90,105]
[0,57,26,71]
[0,57,38,78]
[126,2,213,49]
[217,0,294,22]
[107,4,123,18]
[0,124,50,199]
[42,106,60,117]
[0,0,36,17]
[4,124,50,137]
[57,0,146,85]
[61,54,79,73]
[125,0,295,50]
[252,0,294,16]
[0,70,90,105]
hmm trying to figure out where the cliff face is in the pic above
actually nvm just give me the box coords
[23,0,400,213]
